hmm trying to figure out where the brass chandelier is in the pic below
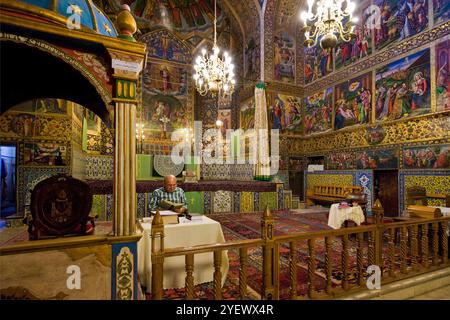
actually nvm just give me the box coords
[301,0,357,49]
[193,0,235,99]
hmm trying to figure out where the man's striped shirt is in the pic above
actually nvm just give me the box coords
[149,187,187,212]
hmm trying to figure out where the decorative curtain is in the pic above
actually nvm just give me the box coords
[253,82,270,181]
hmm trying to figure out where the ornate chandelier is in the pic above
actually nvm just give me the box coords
[300,0,357,49]
[193,0,235,98]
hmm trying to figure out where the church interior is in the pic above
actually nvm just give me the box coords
[0,0,449,300]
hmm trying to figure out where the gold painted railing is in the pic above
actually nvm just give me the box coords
[150,202,450,300]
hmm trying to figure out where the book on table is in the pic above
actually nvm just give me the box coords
[159,200,184,211]
[150,210,180,224]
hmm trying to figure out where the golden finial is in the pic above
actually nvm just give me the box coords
[116,4,137,41]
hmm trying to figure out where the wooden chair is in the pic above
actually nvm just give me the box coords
[406,186,428,206]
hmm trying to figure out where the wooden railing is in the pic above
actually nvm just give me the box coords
[150,201,450,300]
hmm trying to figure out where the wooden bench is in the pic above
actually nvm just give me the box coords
[306,185,364,206]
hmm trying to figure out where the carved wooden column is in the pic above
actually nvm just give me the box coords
[372,199,384,269]
[261,206,277,299]
[108,47,144,236]
[151,211,165,299]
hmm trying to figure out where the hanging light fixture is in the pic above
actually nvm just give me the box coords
[300,0,357,49]
[193,0,235,99]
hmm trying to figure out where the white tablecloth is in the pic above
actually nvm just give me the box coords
[328,204,365,229]
[138,216,229,292]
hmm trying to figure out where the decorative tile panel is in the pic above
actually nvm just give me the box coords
[86,155,113,180]
[212,190,233,213]
[240,192,254,213]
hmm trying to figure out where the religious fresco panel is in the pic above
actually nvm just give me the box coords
[356,148,399,169]
[274,32,295,83]
[239,97,255,131]
[304,45,333,84]
[403,145,450,169]
[334,72,372,130]
[218,109,231,137]
[22,142,67,166]
[375,48,430,122]
[325,152,356,170]
[303,87,333,135]
[245,37,260,81]
[335,2,372,70]
[436,39,450,112]
[125,0,221,33]
[373,0,428,51]
[433,0,450,25]
[269,93,302,134]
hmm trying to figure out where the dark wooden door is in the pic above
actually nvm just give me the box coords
[289,170,304,201]
[375,170,399,217]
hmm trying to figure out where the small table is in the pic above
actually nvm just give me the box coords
[328,204,365,229]
[138,215,229,292]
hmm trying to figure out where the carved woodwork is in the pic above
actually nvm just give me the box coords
[29,174,93,240]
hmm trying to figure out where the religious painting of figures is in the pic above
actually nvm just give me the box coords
[245,37,260,81]
[433,0,450,24]
[218,109,231,137]
[375,49,430,122]
[125,0,220,33]
[240,98,255,131]
[274,32,295,83]
[269,94,302,134]
[373,0,428,50]
[23,142,66,166]
[356,149,399,169]
[141,94,189,139]
[34,99,67,114]
[326,152,356,170]
[403,145,450,169]
[143,62,188,97]
[436,40,450,112]
[334,72,372,130]
[303,88,333,135]
[335,1,372,70]
[304,45,333,84]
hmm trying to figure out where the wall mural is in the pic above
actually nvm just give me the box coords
[375,48,430,122]
[239,97,255,131]
[218,109,231,137]
[303,88,333,135]
[356,148,399,169]
[141,30,190,64]
[403,145,450,169]
[143,62,188,97]
[334,72,372,130]
[433,0,450,25]
[22,142,67,166]
[436,39,450,112]
[124,0,221,32]
[245,37,260,81]
[274,31,295,83]
[140,30,192,141]
[325,152,356,170]
[373,0,428,51]
[304,46,333,84]
[335,2,372,70]
[269,93,302,134]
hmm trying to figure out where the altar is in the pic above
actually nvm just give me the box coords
[137,216,229,292]
[327,203,365,229]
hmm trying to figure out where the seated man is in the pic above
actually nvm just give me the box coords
[149,175,187,215]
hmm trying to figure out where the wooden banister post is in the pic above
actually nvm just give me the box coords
[151,210,165,299]
[261,206,277,300]
[372,199,384,269]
